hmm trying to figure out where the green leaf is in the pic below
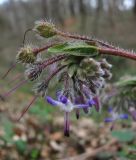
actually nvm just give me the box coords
[116,77,136,88]
[48,42,99,57]
[111,130,135,142]
[30,148,40,159]
[15,140,27,155]
[68,64,78,78]
[2,119,14,143]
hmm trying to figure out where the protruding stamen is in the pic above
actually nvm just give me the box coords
[17,95,38,121]
[93,96,100,112]
[75,109,80,119]
[64,112,70,137]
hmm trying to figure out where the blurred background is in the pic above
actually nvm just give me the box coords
[0,0,136,160]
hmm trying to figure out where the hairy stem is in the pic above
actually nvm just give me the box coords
[99,48,136,61]
[45,65,67,83]
[3,79,27,97]
[57,30,117,50]
[17,95,38,121]
[1,62,17,79]
[34,43,59,55]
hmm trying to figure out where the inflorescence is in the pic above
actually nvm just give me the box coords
[2,20,136,136]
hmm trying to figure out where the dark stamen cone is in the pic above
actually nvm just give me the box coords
[110,123,114,131]
[17,95,38,121]
[1,63,16,79]
[75,109,80,119]
[83,108,89,114]
[64,112,70,137]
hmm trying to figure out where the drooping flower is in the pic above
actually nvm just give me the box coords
[104,107,128,130]
[46,91,96,136]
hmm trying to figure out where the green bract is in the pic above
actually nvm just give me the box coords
[116,77,136,99]
[48,42,99,57]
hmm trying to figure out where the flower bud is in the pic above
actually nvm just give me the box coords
[33,82,48,97]
[103,69,112,80]
[79,58,103,77]
[16,46,36,64]
[34,21,57,38]
[100,59,112,69]
[25,64,42,81]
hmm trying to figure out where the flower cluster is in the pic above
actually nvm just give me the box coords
[2,20,136,136]
[105,107,128,130]
[103,77,136,123]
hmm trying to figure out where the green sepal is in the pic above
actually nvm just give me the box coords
[68,64,78,78]
[48,42,99,57]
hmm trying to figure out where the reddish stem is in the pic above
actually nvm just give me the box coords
[1,63,17,79]
[3,79,27,97]
[17,95,38,121]
[33,43,59,55]
[57,30,117,50]
[41,55,67,70]
[45,65,67,83]
[99,48,136,61]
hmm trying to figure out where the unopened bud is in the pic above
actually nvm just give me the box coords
[100,59,112,69]
[34,20,57,38]
[16,46,36,64]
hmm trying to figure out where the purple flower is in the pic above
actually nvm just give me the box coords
[46,96,58,106]
[46,91,95,136]
[87,99,96,106]
[46,92,93,112]
[93,96,101,112]
[129,108,136,121]
[105,107,128,122]
[104,107,128,130]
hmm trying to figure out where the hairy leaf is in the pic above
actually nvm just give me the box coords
[48,42,99,57]
[116,77,136,88]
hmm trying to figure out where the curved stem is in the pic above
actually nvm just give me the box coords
[57,30,117,50]
[17,95,38,121]
[3,79,27,97]
[99,48,136,61]
[22,28,33,46]
[34,42,59,55]
[41,55,67,70]
[1,62,17,79]
[45,65,67,83]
